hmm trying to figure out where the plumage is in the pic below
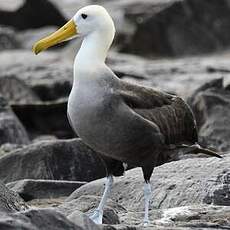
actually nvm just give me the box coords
[33,5,221,226]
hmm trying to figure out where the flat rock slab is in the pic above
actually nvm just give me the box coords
[67,153,229,212]
[0,138,106,183]
[7,179,86,201]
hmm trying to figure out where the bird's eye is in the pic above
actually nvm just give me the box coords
[81,14,88,19]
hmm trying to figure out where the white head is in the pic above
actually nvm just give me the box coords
[33,5,115,60]
[73,5,115,40]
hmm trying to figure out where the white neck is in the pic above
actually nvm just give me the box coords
[74,29,114,75]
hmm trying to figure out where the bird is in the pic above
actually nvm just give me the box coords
[33,5,221,226]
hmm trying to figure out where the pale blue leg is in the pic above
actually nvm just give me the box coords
[143,182,151,226]
[89,175,113,224]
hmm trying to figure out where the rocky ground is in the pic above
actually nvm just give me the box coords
[0,0,230,229]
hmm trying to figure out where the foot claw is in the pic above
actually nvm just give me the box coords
[89,209,103,224]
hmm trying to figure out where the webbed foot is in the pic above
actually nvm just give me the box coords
[89,209,103,224]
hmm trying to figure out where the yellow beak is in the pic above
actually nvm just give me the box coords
[32,19,77,55]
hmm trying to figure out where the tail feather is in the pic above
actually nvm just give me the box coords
[192,146,222,158]
[177,143,222,158]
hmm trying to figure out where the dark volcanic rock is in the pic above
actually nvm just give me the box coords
[0,0,67,30]
[11,99,73,138]
[0,138,106,183]
[7,179,86,201]
[0,95,29,146]
[0,180,28,212]
[188,78,230,151]
[122,0,230,57]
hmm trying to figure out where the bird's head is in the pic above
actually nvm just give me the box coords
[33,5,115,55]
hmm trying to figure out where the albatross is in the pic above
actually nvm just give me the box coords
[33,5,221,225]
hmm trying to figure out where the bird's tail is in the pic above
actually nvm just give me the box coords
[177,143,222,158]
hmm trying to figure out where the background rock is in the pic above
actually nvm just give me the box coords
[67,210,105,229]
[0,95,29,146]
[7,179,86,201]
[0,0,67,30]
[0,75,40,104]
[0,180,28,212]
[11,99,73,138]
[0,138,106,183]
[121,0,230,57]
[0,208,94,230]
[0,50,72,101]
[108,52,230,99]
[59,195,125,225]
[0,26,20,50]
[188,78,230,151]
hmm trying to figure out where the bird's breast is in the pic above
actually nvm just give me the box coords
[67,85,117,146]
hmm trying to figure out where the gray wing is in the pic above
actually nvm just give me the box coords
[118,80,198,145]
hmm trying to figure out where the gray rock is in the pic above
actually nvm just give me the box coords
[0,75,40,104]
[0,26,20,51]
[0,50,72,101]
[108,52,230,99]
[112,205,230,229]
[0,95,29,146]
[0,0,67,31]
[58,195,124,225]
[32,135,57,143]
[17,26,62,50]
[0,51,73,138]
[0,138,106,183]
[0,143,23,158]
[188,78,230,151]
[153,205,230,229]
[0,1,24,11]
[7,179,86,201]
[0,208,93,230]
[11,99,73,139]
[121,0,230,57]
[67,210,102,230]
[67,154,229,219]
[0,180,28,213]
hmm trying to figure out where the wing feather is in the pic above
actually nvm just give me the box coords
[118,80,198,145]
